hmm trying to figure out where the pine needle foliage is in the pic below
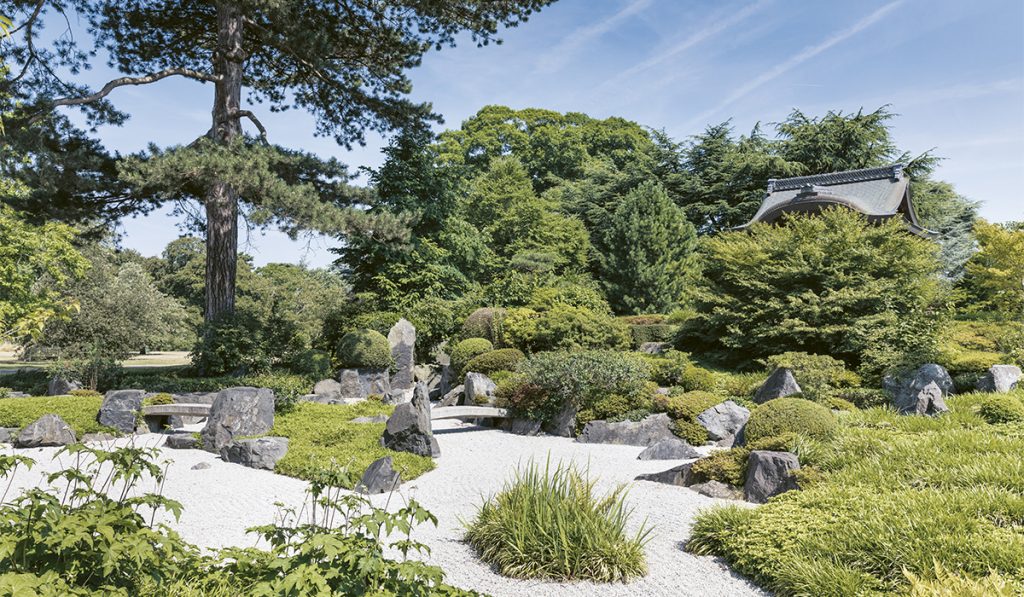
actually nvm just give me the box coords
[464,459,651,582]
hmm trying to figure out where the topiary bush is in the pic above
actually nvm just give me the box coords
[335,329,394,371]
[628,323,677,347]
[976,392,1024,424]
[765,352,861,402]
[464,459,651,582]
[460,307,507,345]
[450,337,494,378]
[743,398,837,445]
[464,348,526,376]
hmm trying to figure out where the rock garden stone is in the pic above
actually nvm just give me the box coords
[384,387,415,404]
[438,384,464,407]
[744,450,800,504]
[381,383,439,457]
[639,342,671,355]
[313,378,342,400]
[438,363,453,398]
[637,438,701,460]
[14,414,76,448]
[0,427,18,443]
[463,372,497,406]
[98,389,146,434]
[351,414,389,424]
[356,456,401,494]
[754,367,802,403]
[47,375,81,396]
[200,387,275,453]
[337,368,391,401]
[543,402,578,438]
[695,400,750,447]
[414,365,444,400]
[220,437,289,470]
[577,413,674,446]
[191,462,211,470]
[388,319,416,392]
[81,432,116,443]
[885,364,953,416]
[165,434,199,450]
[168,392,218,426]
[690,480,743,500]
[975,365,1022,393]
[634,462,693,486]
[505,418,542,436]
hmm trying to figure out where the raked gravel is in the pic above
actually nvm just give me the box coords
[2,420,768,597]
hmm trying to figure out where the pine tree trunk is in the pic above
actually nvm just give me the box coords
[204,3,244,323]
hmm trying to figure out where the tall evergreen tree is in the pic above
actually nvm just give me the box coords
[1,0,553,322]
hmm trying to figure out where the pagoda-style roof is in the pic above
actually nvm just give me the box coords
[740,164,933,236]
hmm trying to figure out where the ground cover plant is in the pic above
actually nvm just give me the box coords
[464,459,651,582]
[0,395,108,436]
[687,391,1024,595]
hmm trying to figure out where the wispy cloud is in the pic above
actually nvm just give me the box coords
[537,0,654,73]
[601,0,771,89]
[684,0,905,130]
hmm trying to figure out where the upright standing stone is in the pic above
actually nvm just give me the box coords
[98,389,146,434]
[745,450,800,503]
[381,382,439,457]
[754,368,802,403]
[200,387,276,453]
[388,318,416,393]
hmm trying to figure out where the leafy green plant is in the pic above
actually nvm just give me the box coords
[449,337,493,378]
[144,392,174,406]
[335,328,394,371]
[765,352,861,402]
[743,397,837,445]
[628,323,676,346]
[463,348,525,376]
[464,459,651,582]
[501,305,630,354]
[975,392,1024,424]
[192,311,275,376]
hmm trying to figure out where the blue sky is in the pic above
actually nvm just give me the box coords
[73,0,1023,267]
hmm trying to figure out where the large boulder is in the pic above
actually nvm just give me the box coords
[543,402,578,438]
[165,433,199,450]
[505,418,542,436]
[200,387,276,453]
[634,462,693,486]
[388,319,416,393]
[356,456,401,494]
[14,414,76,448]
[744,450,800,504]
[884,364,953,416]
[754,368,802,404]
[381,383,439,457]
[637,438,701,460]
[47,375,81,396]
[975,365,1022,394]
[98,389,146,434]
[220,437,288,470]
[695,400,750,447]
[577,413,675,447]
[311,379,342,402]
[337,368,391,402]
[463,372,497,406]
[168,392,218,427]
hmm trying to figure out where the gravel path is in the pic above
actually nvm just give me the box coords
[2,422,767,597]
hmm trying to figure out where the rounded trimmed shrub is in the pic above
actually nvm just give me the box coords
[464,348,526,376]
[450,338,494,377]
[461,308,506,345]
[976,393,1024,424]
[336,329,394,371]
[743,398,837,445]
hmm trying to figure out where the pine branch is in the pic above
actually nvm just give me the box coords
[49,68,220,108]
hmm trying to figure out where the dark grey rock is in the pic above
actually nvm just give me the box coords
[695,400,750,447]
[14,414,76,448]
[505,418,542,436]
[384,387,415,405]
[885,364,953,416]
[438,384,464,407]
[634,462,693,486]
[754,368,802,404]
[169,392,218,426]
[0,427,18,443]
[637,438,701,460]
[464,372,497,406]
[543,402,578,438]
[220,437,289,470]
[98,389,146,434]
[81,432,116,443]
[47,375,81,396]
[191,462,211,470]
[577,413,675,447]
[200,387,275,453]
[381,383,439,457]
[745,450,800,504]
[313,378,342,399]
[337,368,391,401]
[414,365,443,400]
[165,434,199,450]
[639,342,671,355]
[388,319,416,392]
[690,480,743,500]
[351,414,389,424]
[356,456,401,494]
[438,364,453,399]
[975,365,1022,393]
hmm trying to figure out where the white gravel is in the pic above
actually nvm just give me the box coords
[2,422,768,597]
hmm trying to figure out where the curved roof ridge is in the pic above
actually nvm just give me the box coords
[768,164,904,192]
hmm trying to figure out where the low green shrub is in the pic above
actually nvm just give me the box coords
[619,314,668,325]
[270,402,434,482]
[834,387,890,409]
[502,305,630,353]
[976,392,1024,424]
[460,307,506,345]
[0,396,109,436]
[335,329,394,371]
[715,370,763,397]
[576,391,655,429]
[285,348,333,379]
[629,323,676,347]
[463,348,526,376]
[824,396,858,412]
[654,391,724,445]
[192,311,276,376]
[765,352,861,402]
[68,389,102,397]
[144,392,174,406]
[690,449,747,486]
[464,460,651,582]
[0,369,48,396]
[744,398,837,445]
[450,337,494,378]
[643,350,691,387]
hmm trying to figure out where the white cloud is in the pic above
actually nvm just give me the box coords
[537,0,654,73]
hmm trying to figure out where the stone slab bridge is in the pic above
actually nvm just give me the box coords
[142,403,508,424]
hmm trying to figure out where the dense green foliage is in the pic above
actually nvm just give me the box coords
[680,209,947,377]
[959,220,1024,318]
[464,460,650,582]
[0,395,108,436]
[765,352,861,402]
[463,348,526,376]
[743,397,837,444]
[501,304,630,353]
[334,328,394,371]
[688,393,1024,595]
[449,338,493,378]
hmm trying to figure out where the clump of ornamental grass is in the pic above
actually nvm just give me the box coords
[464,459,651,582]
